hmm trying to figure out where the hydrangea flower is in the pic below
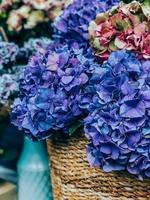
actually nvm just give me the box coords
[0,0,14,13]
[11,44,99,140]
[53,0,120,43]
[0,74,19,105]
[23,0,73,20]
[0,42,19,70]
[0,37,51,120]
[7,6,46,31]
[20,37,52,59]
[89,1,150,61]
[84,50,150,178]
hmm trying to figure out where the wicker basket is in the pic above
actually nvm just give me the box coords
[47,136,150,200]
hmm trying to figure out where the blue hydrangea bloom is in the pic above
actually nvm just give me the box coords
[11,43,99,140]
[53,0,120,43]
[84,50,150,179]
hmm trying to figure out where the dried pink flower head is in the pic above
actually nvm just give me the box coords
[89,1,150,61]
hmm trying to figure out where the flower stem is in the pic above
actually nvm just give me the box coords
[0,27,8,42]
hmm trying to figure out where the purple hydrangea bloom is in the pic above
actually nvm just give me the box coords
[84,50,150,178]
[11,43,99,140]
[53,0,120,42]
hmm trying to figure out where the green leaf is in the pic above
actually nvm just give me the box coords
[109,41,118,51]
[69,123,82,137]
[115,20,131,31]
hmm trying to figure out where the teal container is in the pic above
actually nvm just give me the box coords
[18,136,53,200]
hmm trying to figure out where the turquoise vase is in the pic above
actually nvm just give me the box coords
[17,136,53,200]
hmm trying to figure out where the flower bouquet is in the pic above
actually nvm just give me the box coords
[11,0,150,199]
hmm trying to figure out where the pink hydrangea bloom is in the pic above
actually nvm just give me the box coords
[89,1,150,61]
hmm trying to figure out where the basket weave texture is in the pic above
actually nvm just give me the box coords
[47,136,150,200]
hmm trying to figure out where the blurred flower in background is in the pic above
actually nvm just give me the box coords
[0,0,72,44]
[24,0,73,20]
[22,37,52,56]
[0,42,19,70]
[0,74,18,105]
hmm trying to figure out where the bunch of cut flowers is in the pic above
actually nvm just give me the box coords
[11,0,150,179]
